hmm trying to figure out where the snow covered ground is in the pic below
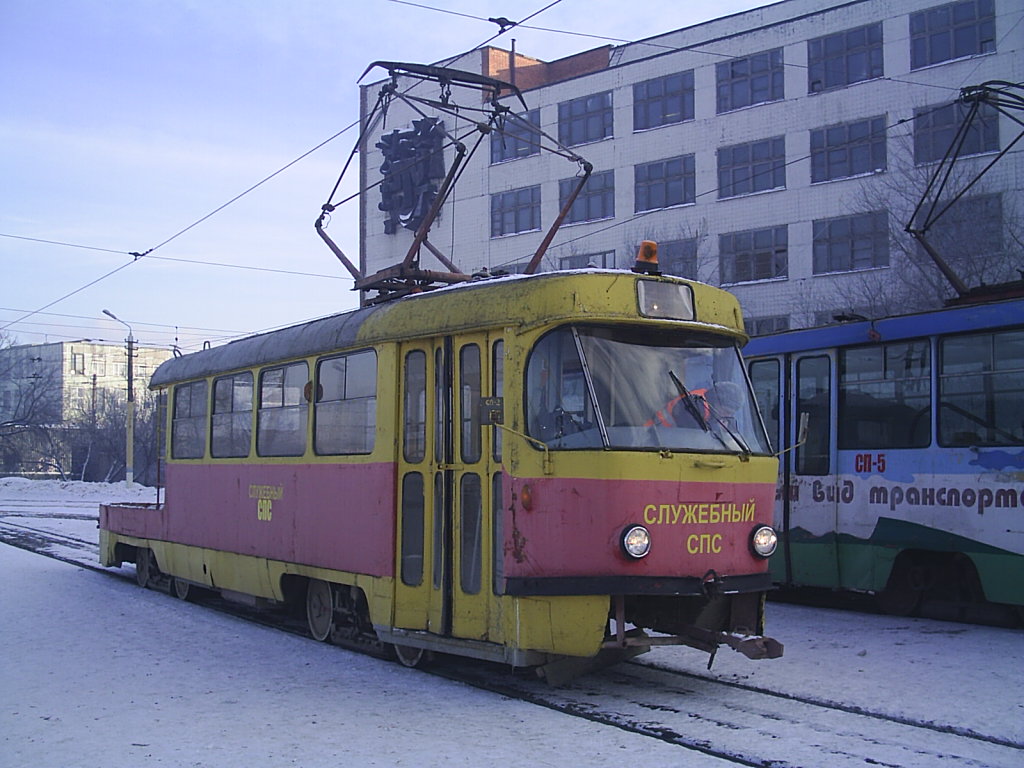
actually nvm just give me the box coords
[1,480,1022,767]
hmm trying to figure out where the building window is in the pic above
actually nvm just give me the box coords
[808,23,883,92]
[719,226,788,284]
[490,185,541,237]
[911,0,995,70]
[257,362,309,457]
[659,239,698,280]
[717,137,786,199]
[634,155,695,212]
[716,48,784,113]
[559,251,614,270]
[914,101,999,164]
[559,170,614,224]
[813,211,889,274]
[211,372,253,458]
[491,109,540,164]
[172,380,208,459]
[71,352,85,375]
[811,116,887,182]
[747,316,791,336]
[315,350,376,455]
[558,91,613,147]
[633,71,694,131]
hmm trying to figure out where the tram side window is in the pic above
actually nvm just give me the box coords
[258,362,309,457]
[796,356,830,475]
[749,359,780,453]
[172,380,208,459]
[839,341,930,449]
[403,350,426,463]
[492,340,504,462]
[211,372,253,458]
[315,350,377,455]
[460,473,482,595]
[401,473,424,587]
[939,329,1024,446]
[435,348,446,465]
[460,344,481,464]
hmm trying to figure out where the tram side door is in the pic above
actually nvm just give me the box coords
[394,342,435,631]
[394,335,494,641]
[446,334,493,641]
[787,352,841,588]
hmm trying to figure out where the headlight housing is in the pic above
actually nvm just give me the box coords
[750,525,778,558]
[621,525,651,559]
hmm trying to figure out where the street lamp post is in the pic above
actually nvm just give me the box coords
[103,309,135,487]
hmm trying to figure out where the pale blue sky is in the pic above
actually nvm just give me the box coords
[1,0,766,352]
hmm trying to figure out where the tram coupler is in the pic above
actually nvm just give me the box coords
[717,631,784,660]
[602,627,783,660]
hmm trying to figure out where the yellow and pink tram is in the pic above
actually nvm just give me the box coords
[100,267,783,677]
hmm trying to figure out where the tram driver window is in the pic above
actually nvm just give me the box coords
[258,362,309,457]
[526,328,602,448]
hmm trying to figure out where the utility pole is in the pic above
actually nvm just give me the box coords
[103,309,134,487]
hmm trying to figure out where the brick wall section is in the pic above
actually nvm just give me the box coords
[482,46,611,92]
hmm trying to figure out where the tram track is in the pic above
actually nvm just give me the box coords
[0,515,100,567]
[3,518,1022,767]
[628,659,1023,750]
[429,653,1024,767]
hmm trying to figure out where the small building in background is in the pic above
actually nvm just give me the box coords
[0,340,174,480]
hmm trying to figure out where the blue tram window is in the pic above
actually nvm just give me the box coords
[939,330,1024,446]
[796,356,830,475]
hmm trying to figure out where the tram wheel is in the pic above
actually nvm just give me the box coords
[306,579,335,642]
[135,548,153,588]
[170,577,191,601]
[393,643,426,668]
[877,558,922,616]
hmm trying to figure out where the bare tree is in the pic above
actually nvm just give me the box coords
[849,134,1024,317]
[0,335,65,475]
[69,388,162,484]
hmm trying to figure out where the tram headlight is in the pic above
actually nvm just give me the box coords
[750,525,778,558]
[621,525,652,559]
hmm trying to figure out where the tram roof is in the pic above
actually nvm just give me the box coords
[151,270,745,388]
[744,294,1024,357]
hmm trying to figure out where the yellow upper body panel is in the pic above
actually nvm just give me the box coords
[150,271,747,389]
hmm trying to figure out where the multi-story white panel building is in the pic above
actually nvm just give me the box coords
[356,0,1021,332]
[0,341,174,476]
[0,341,173,423]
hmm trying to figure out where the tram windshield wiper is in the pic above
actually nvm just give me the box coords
[669,370,749,457]
[707,407,752,462]
[668,370,709,432]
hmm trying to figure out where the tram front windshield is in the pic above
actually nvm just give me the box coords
[526,325,771,455]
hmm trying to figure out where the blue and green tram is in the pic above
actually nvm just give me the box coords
[744,296,1024,616]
